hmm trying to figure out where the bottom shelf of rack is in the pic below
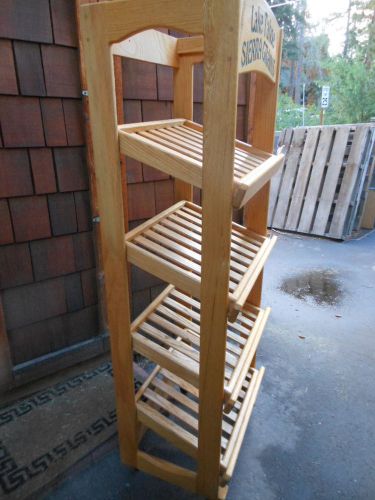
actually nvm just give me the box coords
[135,363,265,485]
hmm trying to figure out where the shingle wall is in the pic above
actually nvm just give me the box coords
[0,0,98,367]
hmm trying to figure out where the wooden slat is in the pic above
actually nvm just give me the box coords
[268,128,293,225]
[231,236,277,312]
[312,126,351,235]
[152,376,199,413]
[349,129,375,233]
[235,152,285,209]
[221,367,265,483]
[225,308,269,406]
[361,189,375,229]
[126,200,185,241]
[284,127,320,231]
[144,387,199,431]
[141,129,202,161]
[119,119,185,133]
[160,368,199,397]
[142,320,200,359]
[137,401,198,458]
[173,54,195,201]
[328,126,369,238]
[126,242,201,297]
[133,333,199,386]
[272,128,306,228]
[298,127,335,233]
[131,284,173,331]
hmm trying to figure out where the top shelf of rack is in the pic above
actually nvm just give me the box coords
[119,119,284,209]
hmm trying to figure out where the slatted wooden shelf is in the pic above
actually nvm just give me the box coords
[125,201,277,319]
[119,119,284,209]
[136,362,265,485]
[131,285,270,409]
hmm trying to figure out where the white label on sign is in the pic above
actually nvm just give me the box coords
[321,86,330,109]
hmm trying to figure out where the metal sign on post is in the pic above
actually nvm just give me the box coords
[321,85,330,109]
[320,85,330,125]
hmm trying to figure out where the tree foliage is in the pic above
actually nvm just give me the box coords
[324,57,375,124]
[276,93,320,130]
[274,0,375,127]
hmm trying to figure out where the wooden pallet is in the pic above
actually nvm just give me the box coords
[269,124,375,239]
[119,119,284,209]
[126,201,277,320]
[136,363,265,485]
[131,285,270,409]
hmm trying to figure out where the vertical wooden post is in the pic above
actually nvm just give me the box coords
[173,54,201,202]
[114,55,130,232]
[76,0,108,332]
[79,8,138,466]
[320,108,325,126]
[0,297,13,393]
[243,30,283,307]
[197,1,240,497]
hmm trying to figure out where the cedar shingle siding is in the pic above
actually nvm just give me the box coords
[0,1,248,375]
[0,0,97,368]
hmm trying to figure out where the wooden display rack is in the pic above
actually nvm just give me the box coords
[80,0,283,498]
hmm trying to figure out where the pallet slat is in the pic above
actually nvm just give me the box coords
[119,119,284,209]
[298,127,335,233]
[328,126,370,238]
[312,126,351,235]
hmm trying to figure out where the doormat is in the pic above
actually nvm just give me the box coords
[0,360,118,500]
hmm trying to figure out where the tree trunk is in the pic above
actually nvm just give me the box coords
[343,0,353,58]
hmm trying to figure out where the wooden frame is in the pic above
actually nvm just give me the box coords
[79,0,282,497]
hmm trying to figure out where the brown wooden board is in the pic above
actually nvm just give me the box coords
[271,128,306,229]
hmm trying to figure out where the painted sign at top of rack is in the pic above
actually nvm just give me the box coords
[239,0,281,81]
